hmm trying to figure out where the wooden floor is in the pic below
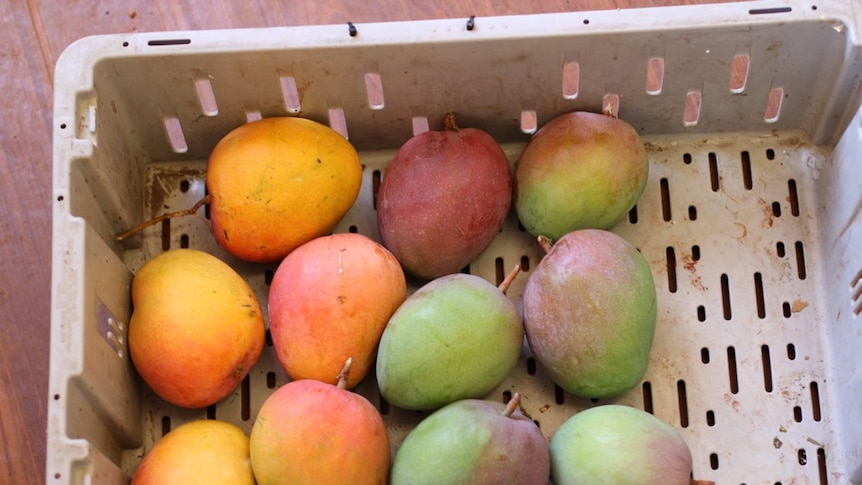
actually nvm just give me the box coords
[0,0,733,482]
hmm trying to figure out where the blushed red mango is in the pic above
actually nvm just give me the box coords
[268,233,406,389]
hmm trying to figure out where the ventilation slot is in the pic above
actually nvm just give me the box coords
[603,93,620,117]
[412,116,429,135]
[364,71,385,110]
[520,110,538,134]
[683,90,702,126]
[730,54,750,93]
[328,107,349,139]
[562,60,580,99]
[163,116,188,153]
[279,75,301,113]
[645,57,664,95]
[764,86,784,123]
[193,73,218,116]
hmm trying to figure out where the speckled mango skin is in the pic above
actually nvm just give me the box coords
[513,111,648,241]
[550,404,692,485]
[523,229,656,399]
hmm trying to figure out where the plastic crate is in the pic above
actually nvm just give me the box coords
[48,1,862,483]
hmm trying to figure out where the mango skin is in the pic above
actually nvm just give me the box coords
[132,420,255,485]
[249,379,390,485]
[377,127,512,280]
[391,399,550,485]
[268,233,407,389]
[128,248,265,408]
[550,404,692,485]
[514,111,648,241]
[207,116,362,263]
[376,274,523,411]
[523,229,656,399]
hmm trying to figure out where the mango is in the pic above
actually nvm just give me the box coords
[391,393,550,485]
[207,116,362,263]
[376,270,523,411]
[514,110,648,241]
[523,229,656,399]
[268,232,406,389]
[376,114,512,279]
[128,248,265,408]
[550,404,692,485]
[249,360,390,485]
[132,419,255,485]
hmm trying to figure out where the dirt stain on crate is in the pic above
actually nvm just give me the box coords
[682,251,708,291]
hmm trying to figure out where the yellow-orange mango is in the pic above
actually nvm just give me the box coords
[132,419,254,485]
[207,117,363,263]
[268,232,406,389]
[250,369,390,485]
[129,248,265,408]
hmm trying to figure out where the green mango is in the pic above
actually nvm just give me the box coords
[376,273,523,411]
[391,394,550,485]
[550,404,692,485]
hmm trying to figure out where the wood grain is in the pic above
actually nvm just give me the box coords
[0,1,735,483]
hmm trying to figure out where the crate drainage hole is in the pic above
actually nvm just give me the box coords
[709,152,720,191]
[642,381,653,414]
[676,380,689,427]
[761,344,773,392]
[660,178,672,221]
[706,410,716,426]
[727,346,739,394]
[741,151,753,190]
[666,247,677,293]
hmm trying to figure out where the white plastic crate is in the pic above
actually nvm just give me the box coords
[49,1,862,483]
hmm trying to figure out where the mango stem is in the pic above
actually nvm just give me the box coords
[537,235,553,254]
[116,194,212,242]
[444,112,459,131]
[336,357,353,389]
[501,392,522,417]
[497,264,521,295]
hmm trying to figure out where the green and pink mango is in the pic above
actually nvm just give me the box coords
[514,110,648,241]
